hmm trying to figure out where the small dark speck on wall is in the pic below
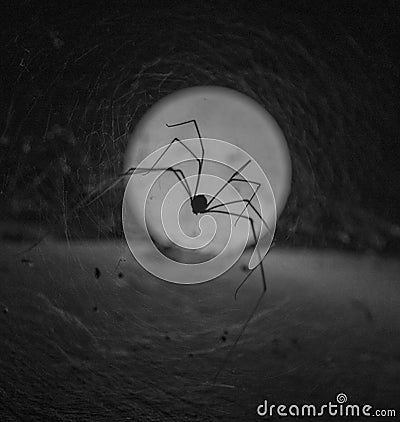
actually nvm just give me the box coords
[21,258,34,267]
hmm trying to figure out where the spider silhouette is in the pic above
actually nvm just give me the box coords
[87,119,271,290]
[57,119,274,382]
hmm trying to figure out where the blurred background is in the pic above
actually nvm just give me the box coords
[1,2,400,421]
[1,0,399,253]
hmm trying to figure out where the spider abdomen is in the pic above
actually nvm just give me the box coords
[191,194,208,215]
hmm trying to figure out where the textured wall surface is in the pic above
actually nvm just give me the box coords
[0,1,399,252]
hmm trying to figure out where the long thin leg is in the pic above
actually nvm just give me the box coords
[206,159,252,208]
[208,175,262,227]
[229,179,260,226]
[207,175,261,228]
[16,166,191,256]
[166,119,204,197]
[83,166,192,209]
[202,209,267,383]
[206,198,272,235]
[144,137,199,177]
[204,209,267,295]
[206,157,265,229]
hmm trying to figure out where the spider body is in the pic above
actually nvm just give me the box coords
[191,194,208,215]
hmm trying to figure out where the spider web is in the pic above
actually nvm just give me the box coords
[0,2,399,420]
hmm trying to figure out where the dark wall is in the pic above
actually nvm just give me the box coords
[0,0,399,253]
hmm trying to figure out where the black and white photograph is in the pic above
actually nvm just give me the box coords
[0,1,399,420]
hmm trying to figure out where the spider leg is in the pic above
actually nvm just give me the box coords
[83,166,192,209]
[203,209,268,384]
[144,137,199,176]
[204,209,267,295]
[166,119,204,197]
[86,119,204,207]
[229,179,260,225]
[206,159,252,208]
[234,262,261,300]
[206,197,272,235]
[16,165,191,256]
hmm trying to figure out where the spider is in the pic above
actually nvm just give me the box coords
[83,119,274,378]
[28,119,275,382]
